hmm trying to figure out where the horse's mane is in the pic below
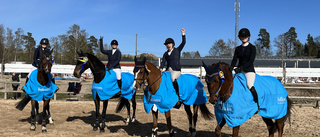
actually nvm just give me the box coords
[85,53,105,69]
[145,61,160,72]
[212,62,232,76]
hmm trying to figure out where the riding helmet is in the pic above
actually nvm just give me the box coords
[110,40,118,45]
[238,28,251,38]
[164,38,175,46]
[40,38,49,45]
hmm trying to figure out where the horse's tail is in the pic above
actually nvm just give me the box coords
[115,97,129,113]
[199,103,214,120]
[272,96,293,133]
[15,95,31,111]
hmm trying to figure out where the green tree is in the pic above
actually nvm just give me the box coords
[182,52,192,58]
[0,24,6,75]
[286,27,297,57]
[209,39,232,56]
[257,28,270,57]
[87,35,98,54]
[23,32,36,63]
[60,24,88,64]
[305,34,317,56]
[315,36,320,56]
[14,28,24,62]
[293,40,303,57]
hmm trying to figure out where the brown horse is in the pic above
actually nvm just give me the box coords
[73,50,137,133]
[202,61,292,137]
[134,57,213,137]
[16,49,57,132]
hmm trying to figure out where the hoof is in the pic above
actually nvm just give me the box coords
[131,117,136,123]
[42,129,47,132]
[191,132,196,137]
[100,129,105,133]
[93,127,98,131]
[42,126,47,132]
[30,125,36,131]
[50,123,54,126]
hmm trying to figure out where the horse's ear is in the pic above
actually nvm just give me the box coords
[76,50,81,55]
[202,61,208,71]
[134,56,137,62]
[142,57,146,64]
[80,49,84,55]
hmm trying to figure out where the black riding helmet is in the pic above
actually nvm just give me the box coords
[164,38,175,46]
[40,38,49,45]
[238,28,251,38]
[110,40,118,45]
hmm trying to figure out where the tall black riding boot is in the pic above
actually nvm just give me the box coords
[173,80,181,108]
[250,86,260,112]
[115,79,122,97]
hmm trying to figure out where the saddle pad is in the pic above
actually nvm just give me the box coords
[92,68,135,100]
[24,69,57,101]
[144,72,207,113]
[215,73,288,127]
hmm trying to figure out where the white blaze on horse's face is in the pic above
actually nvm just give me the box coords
[133,69,140,90]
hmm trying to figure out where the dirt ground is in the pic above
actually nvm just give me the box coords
[0,100,319,137]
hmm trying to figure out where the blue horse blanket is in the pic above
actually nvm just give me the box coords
[144,72,207,113]
[215,73,288,127]
[91,69,135,100]
[24,69,57,101]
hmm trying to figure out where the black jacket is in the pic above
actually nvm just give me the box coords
[100,42,121,69]
[230,43,256,73]
[12,74,20,82]
[160,35,186,71]
[32,46,50,67]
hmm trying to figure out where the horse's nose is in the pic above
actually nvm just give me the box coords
[73,72,78,78]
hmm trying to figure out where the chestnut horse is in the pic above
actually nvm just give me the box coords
[134,57,213,137]
[202,62,292,137]
[16,49,57,132]
[73,51,136,133]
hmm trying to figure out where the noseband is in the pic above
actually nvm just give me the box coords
[78,57,88,72]
[133,64,162,92]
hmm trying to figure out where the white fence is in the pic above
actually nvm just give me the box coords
[2,64,320,80]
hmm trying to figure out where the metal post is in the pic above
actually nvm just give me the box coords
[284,62,287,84]
[199,67,202,79]
[135,34,138,56]
[4,82,7,99]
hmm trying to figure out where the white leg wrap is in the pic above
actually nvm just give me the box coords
[152,104,158,112]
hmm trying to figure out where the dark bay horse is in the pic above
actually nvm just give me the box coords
[202,62,292,137]
[73,51,136,133]
[16,49,57,132]
[134,57,213,137]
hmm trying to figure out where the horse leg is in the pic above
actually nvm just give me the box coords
[262,117,275,137]
[30,100,36,131]
[215,117,226,137]
[275,118,285,137]
[192,105,199,137]
[184,104,193,137]
[47,100,54,125]
[35,101,39,124]
[165,111,174,137]
[152,110,158,137]
[93,97,100,131]
[100,100,108,133]
[232,126,240,137]
[125,99,131,124]
[41,100,50,132]
[131,93,137,123]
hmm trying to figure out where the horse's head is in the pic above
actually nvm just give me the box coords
[133,56,149,90]
[74,50,90,78]
[202,61,232,104]
[39,49,54,74]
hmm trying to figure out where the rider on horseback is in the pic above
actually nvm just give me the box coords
[160,28,186,106]
[99,37,122,95]
[230,28,260,112]
[24,38,54,89]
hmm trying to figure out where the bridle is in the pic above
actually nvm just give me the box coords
[78,56,88,72]
[205,70,225,100]
[133,64,162,92]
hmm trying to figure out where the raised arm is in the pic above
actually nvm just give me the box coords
[99,36,108,55]
[177,28,186,52]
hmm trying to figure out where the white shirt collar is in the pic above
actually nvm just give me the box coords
[112,49,117,55]
[242,42,249,47]
[168,48,174,56]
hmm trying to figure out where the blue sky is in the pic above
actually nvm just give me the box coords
[1,0,319,57]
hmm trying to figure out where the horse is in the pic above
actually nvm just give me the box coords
[202,61,292,137]
[134,57,213,137]
[16,49,58,132]
[73,50,136,133]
